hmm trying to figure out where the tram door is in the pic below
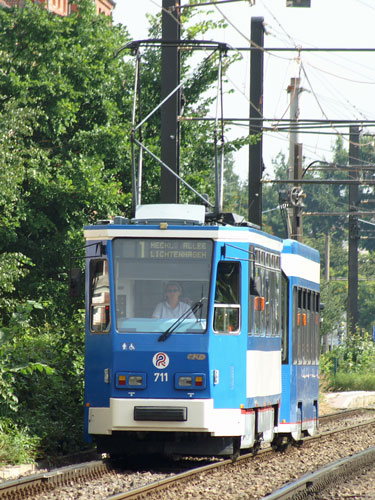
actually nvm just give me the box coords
[85,258,113,415]
[211,252,247,410]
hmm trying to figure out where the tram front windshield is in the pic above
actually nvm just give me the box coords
[112,238,213,333]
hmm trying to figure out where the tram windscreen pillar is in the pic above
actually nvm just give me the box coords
[161,0,181,203]
[248,17,264,227]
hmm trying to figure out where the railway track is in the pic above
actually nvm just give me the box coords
[0,461,112,500]
[1,408,374,500]
[105,413,375,500]
[262,446,375,499]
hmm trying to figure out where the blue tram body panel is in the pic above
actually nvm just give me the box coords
[279,239,320,438]
[83,209,319,455]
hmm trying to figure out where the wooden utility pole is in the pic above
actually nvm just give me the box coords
[287,77,304,241]
[292,142,303,241]
[348,125,360,334]
[248,17,264,227]
[161,0,181,203]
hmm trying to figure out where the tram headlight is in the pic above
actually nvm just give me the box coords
[116,372,146,389]
[178,376,193,387]
[175,373,206,390]
[128,375,144,386]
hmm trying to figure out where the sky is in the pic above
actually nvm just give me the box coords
[112,0,375,180]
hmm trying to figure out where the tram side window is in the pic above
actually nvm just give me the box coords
[314,293,320,364]
[214,261,240,334]
[249,254,259,336]
[249,254,281,337]
[292,286,320,365]
[295,288,304,364]
[253,265,264,335]
[265,269,271,334]
[281,273,289,364]
[307,291,312,363]
[274,271,281,336]
[268,269,281,336]
[90,259,110,333]
[302,290,307,364]
[292,288,299,363]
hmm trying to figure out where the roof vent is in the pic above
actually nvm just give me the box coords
[132,204,205,225]
[113,216,129,225]
[95,219,112,225]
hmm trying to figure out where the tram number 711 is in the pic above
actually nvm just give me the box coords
[154,372,169,382]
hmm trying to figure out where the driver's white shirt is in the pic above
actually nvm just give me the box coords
[152,301,193,319]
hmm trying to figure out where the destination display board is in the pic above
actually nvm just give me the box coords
[114,238,212,261]
[146,240,210,260]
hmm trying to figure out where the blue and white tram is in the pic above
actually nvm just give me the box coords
[83,204,320,457]
[278,240,320,441]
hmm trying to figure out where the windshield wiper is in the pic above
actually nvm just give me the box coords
[158,300,204,342]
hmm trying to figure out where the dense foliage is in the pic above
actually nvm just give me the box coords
[0,0,135,462]
[0,0,245,463]
[321,330,375,376]
[320,330,375,391]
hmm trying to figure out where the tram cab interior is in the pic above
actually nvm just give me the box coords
[92,238,213,334]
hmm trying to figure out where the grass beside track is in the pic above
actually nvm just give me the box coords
[326,372,375,391]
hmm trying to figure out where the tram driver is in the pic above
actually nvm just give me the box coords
[152,282,195,319]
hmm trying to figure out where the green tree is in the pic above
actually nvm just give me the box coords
[262,153,289,237]
[0,0,135,311]
[0,0,248,459]
[320,135,375,333]
[0,0,135,457]
[301,138,349,241]
[220,153,247,215]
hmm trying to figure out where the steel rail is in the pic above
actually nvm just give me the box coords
[319,407,375,424]
[263,446,375,500]
[0,461,111,500]
[105,416,375,500]
[1,411,374,500]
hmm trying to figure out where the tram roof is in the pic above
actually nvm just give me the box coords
[282,239,320,263]
[84,223,283,252]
